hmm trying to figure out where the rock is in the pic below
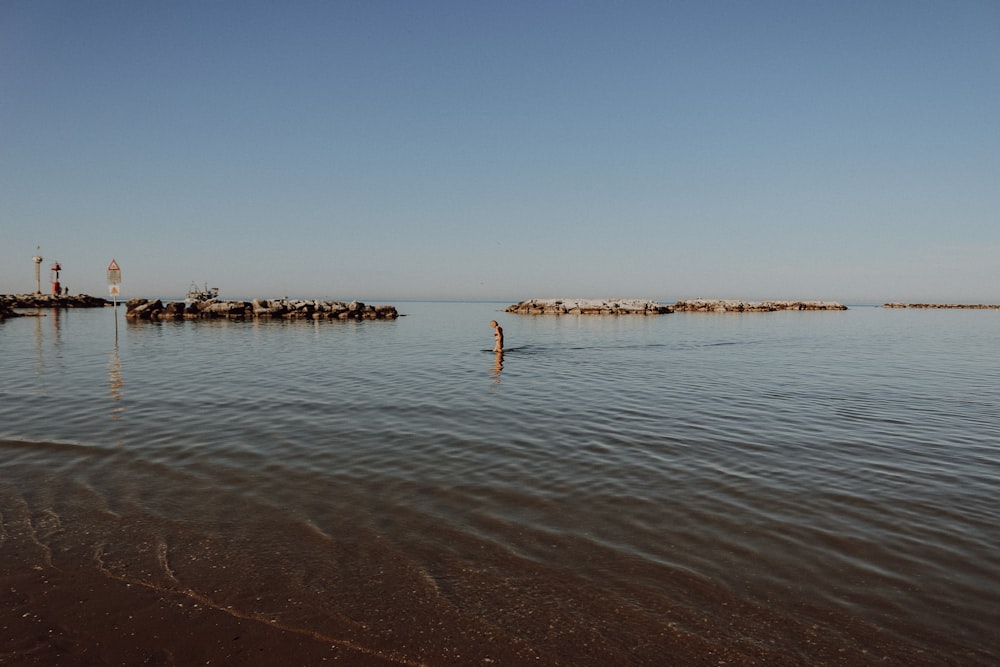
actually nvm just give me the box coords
[163,301,186,318]
[125,299,163,320]
[0,299,17,319]
[252,298,275,315]
[206,301,249,317]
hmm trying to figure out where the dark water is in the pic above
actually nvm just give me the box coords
[2,302,998,663]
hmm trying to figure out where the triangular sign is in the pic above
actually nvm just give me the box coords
[108,259,120,271]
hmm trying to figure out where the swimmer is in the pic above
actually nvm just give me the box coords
[490,319,504,352]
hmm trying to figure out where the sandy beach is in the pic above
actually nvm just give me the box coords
[2,563,403,666]
[0,542,949,666]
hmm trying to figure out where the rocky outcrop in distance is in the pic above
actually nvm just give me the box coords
[505,298,674,315]
[883,303,1000,309]
[125,298,399,321]
[1,293,110,318]
[672,299,847,312]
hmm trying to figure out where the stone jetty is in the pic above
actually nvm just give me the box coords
[1,293,110,318]
[883,303,1000,309]
[505,298,847,315]
[505,298,674,315]
[125,298,399,321]
[672,299,847,312]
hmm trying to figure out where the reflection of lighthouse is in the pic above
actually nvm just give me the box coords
[50,260,62,296]
[32,247,43,294]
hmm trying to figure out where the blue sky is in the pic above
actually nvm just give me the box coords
[2,1,998,302]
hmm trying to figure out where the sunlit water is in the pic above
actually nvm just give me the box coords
[2,302,998,663]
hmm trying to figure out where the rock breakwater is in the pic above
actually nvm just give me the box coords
[672,299,847,312]
[505,298,847,315]
[1,293,110,318]
[505,298,673,315]
[883,303,1000,309]
[125,298,399,321]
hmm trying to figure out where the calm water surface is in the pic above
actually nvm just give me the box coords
[2,302,998,664]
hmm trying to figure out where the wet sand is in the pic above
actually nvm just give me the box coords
[0,541,962,666]
[0,564,405,666]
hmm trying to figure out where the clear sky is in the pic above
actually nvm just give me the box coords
[2,1,998,303]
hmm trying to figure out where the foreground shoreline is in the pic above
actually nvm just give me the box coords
[0,489,966,667]
[0,563,397,666]
[0,482,980,666]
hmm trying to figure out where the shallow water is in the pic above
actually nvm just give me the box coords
[2,302,998,663]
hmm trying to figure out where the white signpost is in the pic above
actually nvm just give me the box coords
[107,259,122,335]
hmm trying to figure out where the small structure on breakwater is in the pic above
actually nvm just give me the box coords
[504,298,847,315]
[125,297,399,321]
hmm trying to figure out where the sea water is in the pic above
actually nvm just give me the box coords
[1,302,998,663]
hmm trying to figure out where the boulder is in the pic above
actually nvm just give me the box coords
[125,299,164,320]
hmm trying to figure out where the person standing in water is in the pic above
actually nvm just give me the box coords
[490,320,504,352]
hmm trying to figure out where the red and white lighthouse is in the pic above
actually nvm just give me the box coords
[50,260,62,295]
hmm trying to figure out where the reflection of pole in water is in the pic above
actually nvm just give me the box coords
[33,309,44,375]
[51,307,62,349]
[108,344,124,421]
